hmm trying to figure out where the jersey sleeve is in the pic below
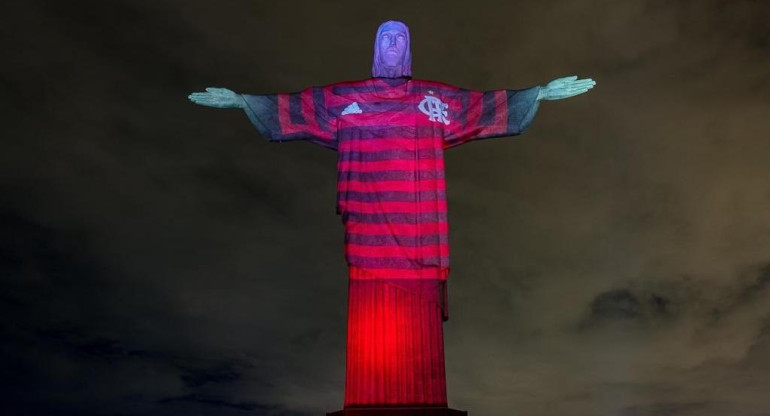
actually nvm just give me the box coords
[442,86,541,149]
[241,86,338,151]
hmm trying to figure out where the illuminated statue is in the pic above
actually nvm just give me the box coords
[189,20,595,416]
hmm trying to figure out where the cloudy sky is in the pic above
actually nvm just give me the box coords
[2,0,769,415]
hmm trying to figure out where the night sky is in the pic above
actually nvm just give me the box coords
[2,0,769,415]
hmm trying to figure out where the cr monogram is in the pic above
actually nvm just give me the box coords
[418,96,450,125]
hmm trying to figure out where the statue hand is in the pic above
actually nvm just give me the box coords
[188,87,246,108]
[537,75,596,101]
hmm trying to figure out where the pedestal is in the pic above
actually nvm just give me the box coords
[328,407,467,416]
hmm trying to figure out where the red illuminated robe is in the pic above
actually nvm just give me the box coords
[242,77,540,407]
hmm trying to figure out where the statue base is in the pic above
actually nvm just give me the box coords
[328,407,467,416]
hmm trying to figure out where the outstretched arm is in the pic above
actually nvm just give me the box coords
[188,87,245,108]
[537,75,596,101]
[442,75,595,148]
[188,86,338,150]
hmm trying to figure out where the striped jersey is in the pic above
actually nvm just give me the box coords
[242,77,540,280]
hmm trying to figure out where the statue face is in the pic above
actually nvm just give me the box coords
[378,24,408,68]
[371,20,411,78]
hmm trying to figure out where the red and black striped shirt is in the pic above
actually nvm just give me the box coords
[242,78,540,280]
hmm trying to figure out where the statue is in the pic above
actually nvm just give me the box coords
[189,20,595,416]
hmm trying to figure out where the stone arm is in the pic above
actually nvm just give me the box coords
[188,87,245,108]
[188,87,338,150]
[442,75,595,148]
[536,75,596,101]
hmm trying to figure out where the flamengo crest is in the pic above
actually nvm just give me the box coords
[418,96,450,125]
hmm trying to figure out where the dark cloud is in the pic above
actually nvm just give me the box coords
[579,288,672,328]
[618,401,725,416]
[157,394,273,412]
[591,289,642,320]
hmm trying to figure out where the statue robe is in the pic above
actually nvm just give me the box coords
[242,77,540,407]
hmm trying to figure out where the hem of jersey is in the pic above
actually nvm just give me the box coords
[348,265,449,280]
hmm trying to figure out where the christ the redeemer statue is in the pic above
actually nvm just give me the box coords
[189,20,595,416]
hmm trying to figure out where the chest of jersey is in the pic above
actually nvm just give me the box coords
[334,95,450,276]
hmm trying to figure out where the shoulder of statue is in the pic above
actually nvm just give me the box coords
[319,78,371,97]
[410,79,464,100]
[329,78,371,88]
[414,79,459,91]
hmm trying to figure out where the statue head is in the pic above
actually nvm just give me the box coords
[372,20,412,78]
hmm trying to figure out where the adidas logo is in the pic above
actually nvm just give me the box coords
[341,102,362,115]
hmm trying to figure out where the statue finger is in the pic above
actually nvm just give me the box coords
[548,88,586,100]
[566,85,593,93]
[566,82,594,91]
[553,87,578,95]
[567,88,590,97]
[191,97,217,104]
[189,99,213,106]
[189,97,215,104]
[563,89,589,97]
[575,82,596,90]
[571,79,594,87]
[566,80,594,89]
